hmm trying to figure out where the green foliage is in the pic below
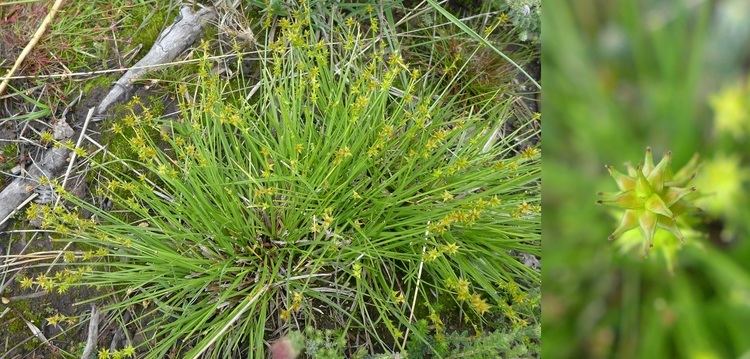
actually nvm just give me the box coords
[401,1,537,101]
[425,0,539,89]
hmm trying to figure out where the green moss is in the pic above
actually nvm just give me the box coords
[91,97,165,217]
[1,143,15,156]
[6,316,25,336]
[122,4,175,58]
[1,143,17,171]
[22,337,40,352]
[85,94,138,185]
[15,293,43,324]
[4,298,45,353]
[82,74,117,96]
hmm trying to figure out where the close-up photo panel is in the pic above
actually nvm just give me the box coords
[545,0,750,358]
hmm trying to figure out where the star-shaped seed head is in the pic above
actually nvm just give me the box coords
[598,147,700,256]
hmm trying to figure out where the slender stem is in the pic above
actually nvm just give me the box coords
[0,0,66,96]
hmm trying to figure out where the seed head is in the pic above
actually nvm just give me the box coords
[598,147,700,256]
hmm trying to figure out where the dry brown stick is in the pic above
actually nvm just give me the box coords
[43,108,95,277]
[0,145,71,230]
[401,245,426,348]
[0,5,214,230]
[81,304,100,359]
[96,5,215,114]
[0,0,66,96]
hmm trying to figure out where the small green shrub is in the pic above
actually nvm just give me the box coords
[503,0,541,42]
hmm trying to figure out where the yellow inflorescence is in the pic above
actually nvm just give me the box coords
[710,82,750,138]
[598,147,700,256]
[428,196,501,235]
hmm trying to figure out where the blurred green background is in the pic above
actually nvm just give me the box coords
[543,0,750,358]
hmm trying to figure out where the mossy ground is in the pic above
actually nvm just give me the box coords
[1,220,101,357]
[0,1,177,356]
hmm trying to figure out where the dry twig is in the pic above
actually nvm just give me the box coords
[0,0,66,96]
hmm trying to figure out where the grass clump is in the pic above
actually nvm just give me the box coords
[42,5,539,358]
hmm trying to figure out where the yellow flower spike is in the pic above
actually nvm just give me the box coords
[441,242,459,255]
[47,314,63,326]
[19,276,33,289]
[83,250,95,261]
[352,261,362,280]
[599,147,701,257]
[469,293,491,315]
[98,348,110,359]
[423,248,441,262]
[695,154,749,216]
[291,292,303,312]
[710,82,749,138]
[455,278,471,301]
[521,147,540,160]
[57,283,70,294]
[40,131,54,144]
[428,310,444,331]
[392,290,405,305]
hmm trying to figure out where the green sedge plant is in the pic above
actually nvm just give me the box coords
[26,4,540,358]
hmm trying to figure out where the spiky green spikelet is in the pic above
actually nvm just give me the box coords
[598,147,700,256]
